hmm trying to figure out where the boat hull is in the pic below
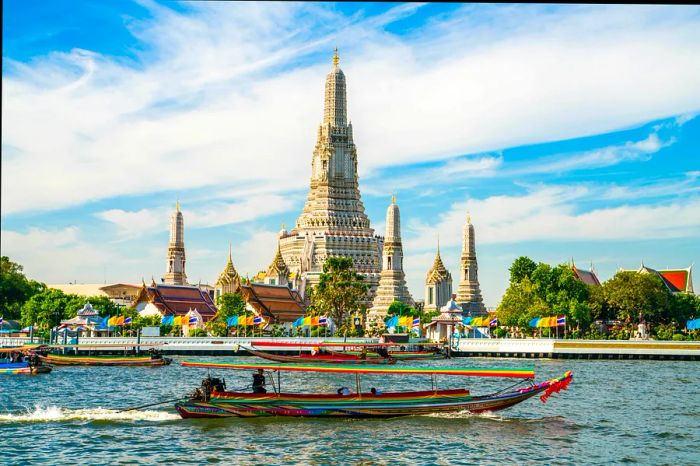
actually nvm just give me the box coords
[246,347,395,365]
[175,372,572,419]
[38,354,171,367]
[0,362,52,374]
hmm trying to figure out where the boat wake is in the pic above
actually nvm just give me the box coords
[0,406,180,423]
[421,410,505,420]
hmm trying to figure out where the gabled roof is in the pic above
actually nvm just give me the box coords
[426,249,451,285]
[240,283,305,323]
[216,248,240,289]
[133,283,218,320]
[638,265,694,294]
[572,266,601,286]
[266,246,290,277]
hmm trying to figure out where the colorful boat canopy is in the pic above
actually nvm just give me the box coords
[181,361,535,378]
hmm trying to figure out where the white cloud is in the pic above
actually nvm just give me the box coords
[2,4,700,216]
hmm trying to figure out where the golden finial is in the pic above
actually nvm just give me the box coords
[229,242,232,260]
[466,210,471,224]
[391,194,396,204]
[282,223,286,230]
[176,200,180,212]
[437,234,440,254]
[333,47,339,66]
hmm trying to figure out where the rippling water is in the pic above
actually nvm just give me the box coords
[2,357,699,465]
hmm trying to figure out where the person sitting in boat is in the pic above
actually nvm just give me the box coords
[252,369,267,394]
[370,387,383,396]
[337,387,351,395]
[376,346,389,358]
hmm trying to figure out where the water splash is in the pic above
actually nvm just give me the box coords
[421,410,506,420]
[0,406,180,423]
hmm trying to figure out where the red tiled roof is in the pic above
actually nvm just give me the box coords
[658,270,689,293]
[573,267,601,286]
[241,283,306,323]
[138,284,218,321]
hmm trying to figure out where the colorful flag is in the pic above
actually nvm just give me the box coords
[489,317,498,327]
[108,316,117,326]
[100,316,110,329]
[0,316,3,323]
[412,317,421,328]
[124,317,132,325]
[116,316,125,326]
[529,317,541,328]
[311,316,320,326]
[319,316,328,326]
[292,317,303,328]
[385,315,398,327]
[253,315,263,325]
[227,316,238,327]
[557,316,566,326]
[189,315,198,325]
[462,316,472,325]
[173,316,182,326]
[303,316,312,326]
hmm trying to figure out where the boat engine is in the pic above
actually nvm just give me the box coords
[190,377,227,401]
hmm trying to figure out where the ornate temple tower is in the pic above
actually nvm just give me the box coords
[265,245,291,287]
[163,201,187,285]
[369,196,414,318]
[456,213,486,316]
[215,244,241,300]
[278,49,382,298]
[424,240,453,312]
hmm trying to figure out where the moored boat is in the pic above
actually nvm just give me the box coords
[37,353,171,367]
[246,346,396,365]
[174,361,573,419]
[0,361,52,375]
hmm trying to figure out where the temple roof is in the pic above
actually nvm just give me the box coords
[240,283,306,323]
[426,248,451,284]
[638,265,694,293]
[133,283,218,320]
[216,247,240,288]
[572,265,601,286]
[266,246,290,277]
[77,302,100,316]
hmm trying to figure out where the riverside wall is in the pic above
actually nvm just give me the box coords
[2,337,699,360]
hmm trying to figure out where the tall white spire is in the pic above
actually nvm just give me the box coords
[163,201,187,285]
[370,196,413,317]
[456,211,485,315]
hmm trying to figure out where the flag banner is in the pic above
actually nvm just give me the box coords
[489,317,498,327]
[311,316,320,326]
[463,317,473,325]
[124,317,132,325]
[385,315,399,327]
[529,317,540,327]
[237,314,247,325]
[116,316,125,326]
[292,317,303,327]
[173,316,182,326]
[399,316,412,327]
[0,316,3,323]
[253,316,263,325]
[556,316,566,326]
[303,316,312,326]
[189,316,198,325]
[319,316,328,326]
[412,317,421,328]
[227,316,237,327]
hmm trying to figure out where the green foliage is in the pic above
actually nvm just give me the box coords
[670,293,700,324]
[509,256,537,284]
[188,328,208,337]
[207,292,247,336]
[602,272,671,324]
[653,323,675,341]
[387,301,417,317]
[308,257,369,328]
[0,256,45,320]
[20,288,85,328]
[492,327,507,338]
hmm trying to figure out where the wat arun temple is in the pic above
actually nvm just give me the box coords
[163,50,488,318]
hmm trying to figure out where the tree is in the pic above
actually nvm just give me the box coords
[20,288,84,329]
[497,277,549,330]
[602,271,671,325]
[208,292,248,336]
[0,256,45,320]
[509,256,537,284]
[669,292,700,325]
[308,257,369,329]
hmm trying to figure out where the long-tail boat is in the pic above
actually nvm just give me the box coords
[245,346,396,365]
[249,341,445,362]
[37,353,171,367]
[334,349,445,361]
[0,347,52,374]
[174,361,573,419]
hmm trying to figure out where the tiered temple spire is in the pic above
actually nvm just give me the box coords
[369,196,414,317]
[215,244,241,295]
[424,238,453,312]
[266,245,290,286]
[456,212,486,316]
[163,201,187,285]
[277,49,382,298]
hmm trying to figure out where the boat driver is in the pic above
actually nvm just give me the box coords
[252,369,267,393]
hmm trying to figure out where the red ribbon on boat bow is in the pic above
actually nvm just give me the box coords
[540,371,573,403]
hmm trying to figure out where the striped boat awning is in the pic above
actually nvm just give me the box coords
[181,361,535,379]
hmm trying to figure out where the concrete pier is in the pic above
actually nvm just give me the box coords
[2,337,698,360]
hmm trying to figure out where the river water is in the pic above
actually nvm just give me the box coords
[1,357,698,465]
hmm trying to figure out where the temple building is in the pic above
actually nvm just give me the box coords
[133,281,218,323]
[163,201,187,285]
[239,282,306,326]
[214,245,241,301]
[264,245,291,287]
[369,196,414,319]
[277,49,382,299]
[571,260,601,286]
[424,241,453,312]
[456,213,486,316]
[634,263,695,294]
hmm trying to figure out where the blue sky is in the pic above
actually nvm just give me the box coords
[2,2,699,306]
